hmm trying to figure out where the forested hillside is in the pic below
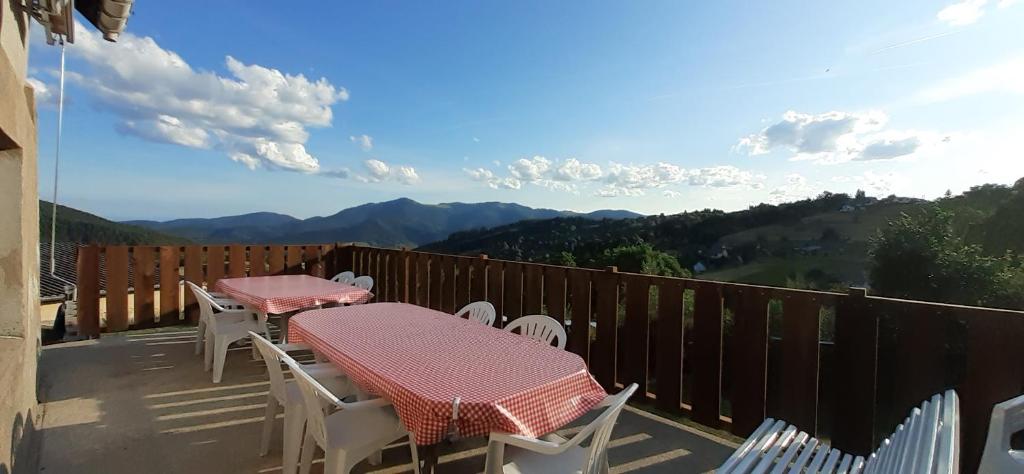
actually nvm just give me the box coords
[422,179,1024,297]
[40,201,189,245]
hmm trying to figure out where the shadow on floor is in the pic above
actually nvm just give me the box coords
[36,326,735,473]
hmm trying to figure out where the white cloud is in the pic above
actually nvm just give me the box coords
[663,190,681,198]
[768,173,820,203]
[937,0,987,25]
[349,134,373,151]
[27,77,56,106]
[60,22,349,174]
[999,0,1019,7]
[738,110,944,163]
[917,57,1024,103]
[832,171,903,196]
[360,159,419,185]
[553,158,603,181]
[508,156,552,181]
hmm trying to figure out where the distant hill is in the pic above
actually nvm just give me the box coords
[40,200,189,245]
[124,198,643,247]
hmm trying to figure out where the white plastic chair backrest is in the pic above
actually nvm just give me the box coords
[283,356,344,448]
[351,275,374,291]
[504,314,566,349]
[190,283,230,330]
[864,390,959,474]
[249,331,289,403]
[331,271,355,284]
[564,383,637,474]
[456,301,496,326]
[979,392,1024,473]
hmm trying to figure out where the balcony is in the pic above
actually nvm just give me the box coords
[55,242,1024,472]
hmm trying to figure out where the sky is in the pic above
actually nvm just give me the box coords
[27,0,1024,221]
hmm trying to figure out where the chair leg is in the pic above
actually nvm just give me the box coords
[282,403,306,474]
[194,319,206,356]
[324,449,347,474]
[203,328,214,371]
[299,431,317,474]
[212,337,229,383]
[259,394,279,456]
[483,440,504,474]
[409,435,421,474]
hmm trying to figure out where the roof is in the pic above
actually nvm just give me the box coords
[39,243,164,302]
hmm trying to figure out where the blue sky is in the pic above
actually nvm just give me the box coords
[28,0,1024,220]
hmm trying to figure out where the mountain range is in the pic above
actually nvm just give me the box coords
[124,198,642,247]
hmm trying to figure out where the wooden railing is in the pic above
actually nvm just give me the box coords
[74,242,1024,471]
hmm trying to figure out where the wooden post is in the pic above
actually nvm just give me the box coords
[592,266,619,391]
[76,245,101,338]
[133,246,157,328]
[622,274,650,396]
[183,246,203,324]
[691,280,723,428]
[470,254,488,302]
[105,246,130,332]
[832,287,878,454]
[567,268,592,364]
[729,286,770,437]
[159,246,181,326]
[654,278,685,415]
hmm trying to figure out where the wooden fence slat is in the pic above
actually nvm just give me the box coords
[304,245,321,277]
[183,246,203,323]
[779,294,821,433]
[321,244,336,279]
[470,255,487,303]
[287,246,303,275]
[544,267,566,324]
[250,245,267,277]
[440,256,456,313]
[105,246,130,332]
[567,269,591,363]
[132,246,156,328]
[206,245,225,288]
[395,250,408,303]
[654,279,684,414]
[622,274,650,395]
[831,288,878,455]
[76,245,101,337]
[691,281,723,428]
[455,257,471,309]
[592,267,619,391]
[486,260,503,325]
[890,302,949,432]
[268,246,285,275]
[337,244,353,274]
[960,308,1024,472]
[523,264,543,315]
[159,246,181,326]
[428,254,442,311]
[228,244,246,278]
[729,286,770,437]
[502,263,524,325]
[416,253,429,307]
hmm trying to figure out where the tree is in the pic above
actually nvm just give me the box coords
[593,242,691,278]
[868,207,1024,309]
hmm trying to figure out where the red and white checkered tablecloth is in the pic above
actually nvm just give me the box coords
[213,275,372,314]
[288,302,607,445]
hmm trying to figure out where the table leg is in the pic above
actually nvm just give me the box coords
[278,312,289,343]
[420,444,439,474]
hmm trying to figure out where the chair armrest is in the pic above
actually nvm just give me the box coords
[336,396,392,411]
[276,342,313,352]
[489,432,568,455]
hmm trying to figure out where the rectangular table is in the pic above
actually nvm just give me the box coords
[288,302,607,469]
[214,275,372,340]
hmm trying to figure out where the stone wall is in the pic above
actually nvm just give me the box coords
[0,2,40,473]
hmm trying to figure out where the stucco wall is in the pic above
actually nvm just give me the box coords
[0,2,40,473]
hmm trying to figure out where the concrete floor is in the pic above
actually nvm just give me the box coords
[35,326,736,473]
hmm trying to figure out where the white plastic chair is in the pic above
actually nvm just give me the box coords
[193,288,271,383]
[719,390,959,474]
[331,271,356,284]
[483,383,637,474]
[456,301,496,326]
[351,275,374,292]
[979,392,1024,473]
[283,357,420,474]
[250,332,355,474]
[186,281,244,356]
[504,314,567,350]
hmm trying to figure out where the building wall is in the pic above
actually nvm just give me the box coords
[0,1,40,473]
